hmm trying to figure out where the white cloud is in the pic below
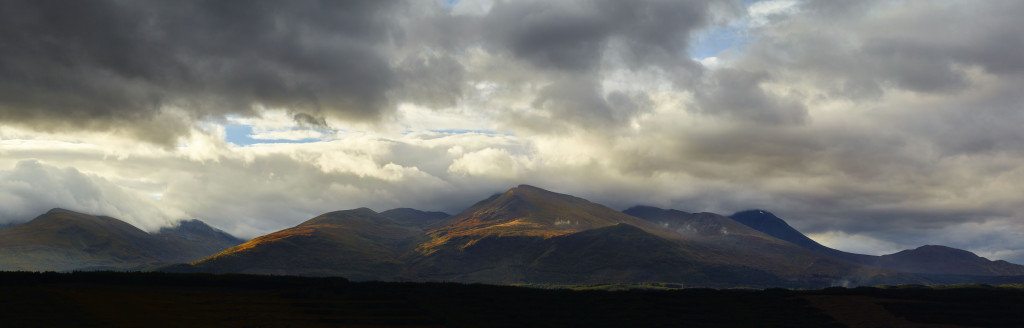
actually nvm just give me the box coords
[0,160,184,231]
[806,231,908,256]
[448,147,522,179]
[747,0,801,28]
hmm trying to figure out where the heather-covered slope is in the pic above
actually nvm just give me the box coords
[189,208,423,280]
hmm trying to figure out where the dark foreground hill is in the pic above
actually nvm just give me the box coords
[0,209,244,271]
[3,271,1023,328]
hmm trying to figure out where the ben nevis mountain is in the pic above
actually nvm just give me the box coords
[0,208,244,272]
[3,185,1024,288]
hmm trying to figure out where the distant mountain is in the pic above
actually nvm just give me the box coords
[0,222,18,231]
[153,219,247,263]
[0,208,244,272]
[379,208,449,228]
[189,208,423,280]
[729,210,1024,276]
[874,245,1024,276]
[729,210,872,263]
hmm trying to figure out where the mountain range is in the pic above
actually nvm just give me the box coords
[3,185,1022,288]
[0,208,244,272]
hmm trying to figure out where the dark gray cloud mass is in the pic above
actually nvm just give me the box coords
[0,0,404,144]
[483,0,714,73]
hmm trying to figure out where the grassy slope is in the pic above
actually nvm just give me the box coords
[0,209,165,271]
[192,208,423,280]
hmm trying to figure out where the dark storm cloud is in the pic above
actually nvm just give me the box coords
[394,53,466,109]
[477,0,723,132]
[292,112,328,129]
[743,0,1024,100]
[482,0,715,74]
[693,68,806,124]
[0,0,404,145]
[529,77,652,130]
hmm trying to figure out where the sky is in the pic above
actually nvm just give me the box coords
[2,0,1024,263]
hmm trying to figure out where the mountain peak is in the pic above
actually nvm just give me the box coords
[875,244,1024,275]
[423,185,663,253]
[298,207,399,228]
[43,208,98,218]
[508,184,560,196]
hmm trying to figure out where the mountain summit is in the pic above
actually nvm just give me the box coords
[421,185,660,252]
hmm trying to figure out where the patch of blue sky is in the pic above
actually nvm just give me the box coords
[431,129,497,134]
[441,0,460,11]
[223,124,323,146]
[407,129,512,136]
[689,0,776,60]
[689,26,748,60]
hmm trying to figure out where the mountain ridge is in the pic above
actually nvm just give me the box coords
[6,187,1022,288]
[728,209,1024,276]
[184,185,920,287]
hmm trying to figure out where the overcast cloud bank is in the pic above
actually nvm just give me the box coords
[2,0,1024,262]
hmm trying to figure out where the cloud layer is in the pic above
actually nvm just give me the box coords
[3,0,1024,263]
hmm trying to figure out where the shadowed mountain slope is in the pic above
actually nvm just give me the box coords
[729,210,873,263]
[153,219,247,263]
[624,206,765,239]
[379,208,449,228]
